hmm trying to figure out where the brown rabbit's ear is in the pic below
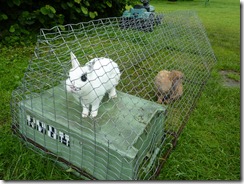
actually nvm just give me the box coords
[169,71,177,81]
[170,70,184,81]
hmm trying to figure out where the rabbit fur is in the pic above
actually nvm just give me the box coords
[154,70,184,104]
[66,52,121,118]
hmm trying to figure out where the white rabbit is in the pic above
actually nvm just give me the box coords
[66,52,121,118]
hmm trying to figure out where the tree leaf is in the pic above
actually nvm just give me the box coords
[58,25,65,31]
[67,2,73,8]
[48,13,54,18]
[41,5,56,16]
[94,11,98,16]
[13,0,21,6]
[58,14,64,24]
[40,7,48,15]
[74,0,81,4]
[84,1,90,6]
[81,6,88,15]
[106,1,112,8]
[61,2,67,9]
[38,17,45,24]
[74,7,80,13]
[9,25,15,33]
[89,12,96,19]
[0,14,8,20]
[46,5,56,14]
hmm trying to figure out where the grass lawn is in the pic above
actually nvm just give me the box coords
[153,0,240,180]
[0,0,240,180]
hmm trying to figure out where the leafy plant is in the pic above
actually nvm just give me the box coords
[0,0,137,45]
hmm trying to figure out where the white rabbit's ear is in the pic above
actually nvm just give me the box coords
[86,58,97,71]
[70,52,80,68]
[87,61,95,71]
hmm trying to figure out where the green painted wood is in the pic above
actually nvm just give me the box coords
[18,83,166,180]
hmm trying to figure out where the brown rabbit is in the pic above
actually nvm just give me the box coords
[154,70,184,104]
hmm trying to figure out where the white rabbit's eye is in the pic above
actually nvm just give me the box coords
[81,73,87,82]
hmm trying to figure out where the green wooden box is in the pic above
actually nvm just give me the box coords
[18,83,166,180]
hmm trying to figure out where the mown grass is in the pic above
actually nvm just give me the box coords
[152,0,240,180]
[0,0,240,180]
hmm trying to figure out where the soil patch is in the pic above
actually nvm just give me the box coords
[219,70,240,88]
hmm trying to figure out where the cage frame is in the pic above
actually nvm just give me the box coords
[11,10,216,180]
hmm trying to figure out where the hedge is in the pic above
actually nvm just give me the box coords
[0,0,137,45]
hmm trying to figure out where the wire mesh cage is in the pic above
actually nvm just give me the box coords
[11,10,216,180]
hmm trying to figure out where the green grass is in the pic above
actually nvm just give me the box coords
[152,0,240,180]
[227,72,240,82]
[0,0,240,180]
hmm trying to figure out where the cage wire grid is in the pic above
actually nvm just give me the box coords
[11,10,216,180]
